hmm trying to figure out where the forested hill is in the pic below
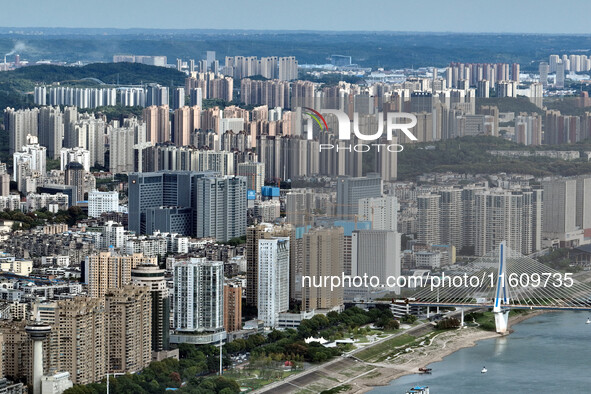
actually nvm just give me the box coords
[3,62,186,86]
[398,136,591,180]
[0,62,186,110]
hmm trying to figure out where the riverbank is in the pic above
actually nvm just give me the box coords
[344,310,544,394]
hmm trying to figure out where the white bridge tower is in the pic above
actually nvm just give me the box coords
[493,241,510,333]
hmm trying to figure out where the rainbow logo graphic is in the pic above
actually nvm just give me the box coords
[303,107,328,131]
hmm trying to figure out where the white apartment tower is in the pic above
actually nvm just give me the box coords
[258,237,290,327]
[173,258,224,332]
[358,195,399,231]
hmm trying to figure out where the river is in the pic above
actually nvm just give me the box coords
[371,311,591,393]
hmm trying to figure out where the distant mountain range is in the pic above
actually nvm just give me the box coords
[0,30,590,70]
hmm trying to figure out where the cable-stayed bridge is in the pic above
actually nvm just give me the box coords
[408,241,591,333]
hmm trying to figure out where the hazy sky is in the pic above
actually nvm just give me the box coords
[3,0,591,33]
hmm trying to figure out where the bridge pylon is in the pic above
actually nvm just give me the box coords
[493,241,510,333]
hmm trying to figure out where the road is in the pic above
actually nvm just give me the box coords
[251,307,472,394]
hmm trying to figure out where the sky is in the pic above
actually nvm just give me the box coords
[3,0,591,34]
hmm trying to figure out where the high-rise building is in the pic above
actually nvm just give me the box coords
[511,63,520,83]
[172,87,185,110]
[474,189,542,256]
[146,85,169,107]
[73,114,106,167]
[351,230,401,292]
[172,258,225,343]
[336,175,382,219]
[358,195,398,231]
[105,286,152,374]
[38,106,64,160]
[4,107,39,155]
[278,56,298,81]
[189,88,203,108]
[13,138,46,189]
[237,162,265,194]
[258,237,290,327]
[556,62,565,89]
[206,51,216,71]
[84,251,157,298]
[417,194,441,245]
[173,106,200,147]
[223,282,242,333]
[34,86,47,105]
[128,171,197,235]
[60,147,90,172]
[46,297,106,385]
[194,175,247,241]
[302,227,344,311]
[245,223,295,307]
[143,105,170,143]
[438,188,463,249]
[131,264,171,353]
[64,162,86,203]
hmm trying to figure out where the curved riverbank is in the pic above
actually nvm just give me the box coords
[345,310,545,394]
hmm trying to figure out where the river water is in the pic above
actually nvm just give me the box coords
[371,311,591,393]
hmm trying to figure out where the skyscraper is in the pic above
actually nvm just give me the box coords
[336,175,383,219]
[194,175,247,241]
[417,194,441,245]
[258,237,290,327]
[474,189,542,256]
[171,258,225,343]
[64,162,85,203]
[173,106,200,147]
[237,162,265,194]
[128,171,197,235]
[351,230,401,292]
[47,297,106,385]
[358,195,398,231]
[556,62,565,89]
[85,251,157,298]
[143,105,171,143]
[246,223,295,308]
[302,227,344,311]
[4,107,39,155]
[38,106,63,159]
[223,282,242,333]
[105,286,152,374]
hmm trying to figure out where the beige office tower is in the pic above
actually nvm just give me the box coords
[302,227,344,312]
[47,297,106,385]
[143,105,170,143]
[105,286,152,374]
[173,106,200,147]
[85,252,158,298]
[246,223,296,307]
[417,194,441,245]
